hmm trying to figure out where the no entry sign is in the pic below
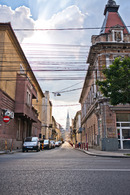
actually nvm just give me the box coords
[3,116,10,123]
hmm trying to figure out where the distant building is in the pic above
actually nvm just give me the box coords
[72,110,82,145]
[42,91,52,140]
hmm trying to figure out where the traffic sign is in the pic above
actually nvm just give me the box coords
[3,116,10,123]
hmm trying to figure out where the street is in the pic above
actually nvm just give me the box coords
[0,142,130,195]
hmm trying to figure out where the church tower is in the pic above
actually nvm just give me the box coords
[100,0,129,36]
[66,111,70,132]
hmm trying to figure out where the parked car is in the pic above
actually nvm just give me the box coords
[44,139,51,149]
[58,141,62,145]
[50,140,55,148]
[55,141,60,147]
[22,137,40,152]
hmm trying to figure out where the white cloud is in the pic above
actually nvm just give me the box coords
[0,4,87,126]
[23,5,87,45]
[0,5,35,42]
[47,5,87,44]
[22,5,87,110]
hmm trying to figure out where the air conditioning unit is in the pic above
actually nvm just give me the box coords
[10,112,14,119]
[2,109,14,119]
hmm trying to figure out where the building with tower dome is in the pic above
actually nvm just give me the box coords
[80,0,130,151]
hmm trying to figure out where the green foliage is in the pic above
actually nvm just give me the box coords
[97,57,130,105]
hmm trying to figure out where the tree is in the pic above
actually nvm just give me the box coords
[97,57,130,105]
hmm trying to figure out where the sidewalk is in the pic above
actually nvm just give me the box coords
[0,149,22,155]
[76,147,130,158]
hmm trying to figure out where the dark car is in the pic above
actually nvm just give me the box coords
[44,139,51,149]
[22,137,40,152]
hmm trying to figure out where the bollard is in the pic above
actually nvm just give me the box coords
[10,139,14,152]
[42,143,44,150]
[86,143,88,151]
[5,140,7,150]
[84,143,85,150]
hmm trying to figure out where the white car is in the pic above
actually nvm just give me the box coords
[22,137,40,152]
[50,140,55,148]
[55,141,60,147]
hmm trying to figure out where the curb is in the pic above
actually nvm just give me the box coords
[75,148,130,158]
[0,150,22,155]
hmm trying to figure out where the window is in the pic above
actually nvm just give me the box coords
[106,55,110,68]
[112,30,123,42]
[20,64,25,74]
[27,91,31,106]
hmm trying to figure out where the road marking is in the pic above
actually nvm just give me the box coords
[0,169,130,172]
[37,169,130,172]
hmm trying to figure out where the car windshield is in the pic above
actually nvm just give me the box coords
[24,137,32,142]
[44,140,49,144]
[32,137,38,142]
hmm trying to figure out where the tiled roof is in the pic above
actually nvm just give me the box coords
[104,12,129,34]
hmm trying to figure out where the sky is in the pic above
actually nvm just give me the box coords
[0,0,130,128]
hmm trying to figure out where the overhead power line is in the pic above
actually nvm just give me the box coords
[13,26,130,31]
[53,81,83,93]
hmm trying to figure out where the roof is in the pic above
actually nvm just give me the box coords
[0,22,44,97]
[101,12,129,34]
[100,0,129,34]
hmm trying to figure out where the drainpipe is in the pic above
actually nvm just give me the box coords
[103,102,107,138]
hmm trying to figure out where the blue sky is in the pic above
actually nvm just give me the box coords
[0,0,130,127]
[0,0,103,20]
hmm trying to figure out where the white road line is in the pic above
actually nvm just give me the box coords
[38,169,130,172]
[0,169,130,172]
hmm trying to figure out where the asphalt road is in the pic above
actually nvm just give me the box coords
[0,142,130,195]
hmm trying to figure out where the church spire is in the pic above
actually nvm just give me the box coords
[100,0,129,34]
[66,111,70,132]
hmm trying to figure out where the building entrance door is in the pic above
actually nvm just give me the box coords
[117,122,130,149]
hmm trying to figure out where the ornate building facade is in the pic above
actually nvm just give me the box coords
[79,0,130,150]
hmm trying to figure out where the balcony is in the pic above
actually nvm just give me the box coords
[15,74,38,122]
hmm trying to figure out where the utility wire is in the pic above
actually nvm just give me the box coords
[53,81,83,93]
[13,26,130,31]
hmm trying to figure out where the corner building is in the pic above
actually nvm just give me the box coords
[79,0,130,151]
[0,23,44,150]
